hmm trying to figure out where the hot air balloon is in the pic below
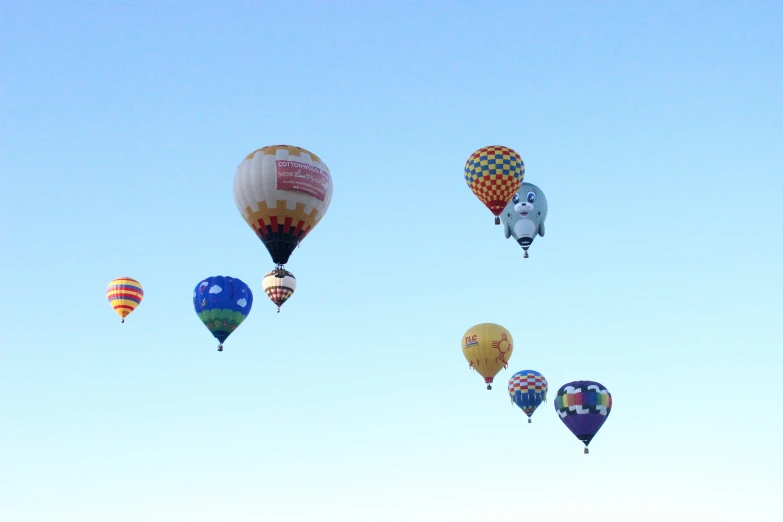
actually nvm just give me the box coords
[233,144,333,278]
[554,380,612,454]
[508,370,548,423]
[193,276,253,352]
[500,182,548,258]
[106,277,143,323]
[464,145,525,224]
[262,269,296,312]
[461,323,514,390]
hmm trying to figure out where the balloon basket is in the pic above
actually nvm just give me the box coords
[528,418,531,424]
[494,216,500,225]
[121,318,125,323]
[486,384,492,390]
[218,344,223,352]
[584,448,589,455]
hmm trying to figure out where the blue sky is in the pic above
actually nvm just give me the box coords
[2,1,782,520]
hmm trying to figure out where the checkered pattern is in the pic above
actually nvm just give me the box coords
[242,199,319,265]
[508,370,548,396]
[264,286,293,302]
[261,269,296,311]
[464,145,525,215]
[508,370,548,416]
[244,144,323,165]
[555,382,612,418]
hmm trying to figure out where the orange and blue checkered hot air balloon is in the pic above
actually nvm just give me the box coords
[464,145,525,224]
[106,277,143,323]
[508,370,548,423]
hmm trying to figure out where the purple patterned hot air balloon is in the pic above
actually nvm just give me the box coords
[554,380,612,454]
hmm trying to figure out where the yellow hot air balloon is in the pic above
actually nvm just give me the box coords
[106,277,143,323]
[461,323,514,390]
[233,144,333,277]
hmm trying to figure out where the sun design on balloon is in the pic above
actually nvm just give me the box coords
[491,333,512,363]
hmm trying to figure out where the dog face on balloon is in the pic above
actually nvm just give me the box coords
[501,182,548,254]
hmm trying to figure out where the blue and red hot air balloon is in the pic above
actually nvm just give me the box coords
[508,370,548,423]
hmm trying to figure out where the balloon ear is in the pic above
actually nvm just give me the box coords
[538,222,545,237]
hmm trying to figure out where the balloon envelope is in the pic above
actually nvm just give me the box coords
[261,269,296,312]
[554,380,612,451]
[193,276,253,349]
[508,370,548,421]
[233,144,333,267]
[500,182,548,257]
[106,277,143,322]
[461,323,514,389]
[464,145,525,221]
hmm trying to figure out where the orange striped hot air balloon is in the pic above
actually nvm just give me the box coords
[106,277,143,323]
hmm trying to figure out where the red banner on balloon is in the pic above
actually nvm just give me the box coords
[276,160,329,201]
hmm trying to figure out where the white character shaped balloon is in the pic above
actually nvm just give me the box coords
[500,182,548,258]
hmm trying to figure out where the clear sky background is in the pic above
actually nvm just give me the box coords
[2,1,782,521]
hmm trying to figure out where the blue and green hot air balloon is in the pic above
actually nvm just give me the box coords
[193,276,253,352]
[508,370,548,423]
